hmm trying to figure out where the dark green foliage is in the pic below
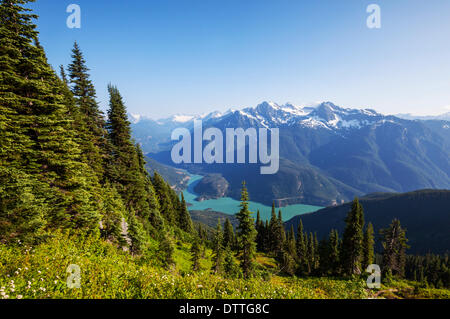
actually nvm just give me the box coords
[286,225,296,259]
[67,42,108,182]
[223,218,235,249]
[296,220,308,274]
[106,85,162,230]
[235,182,257,278]
[381,219,408,277]
[224,245,240,278]
[341,198,365,275]
[362,222,375,270]
[159,235,175,269]
[0,0,102,242]
[127,210,146,255]
[405,254,450,288]
[152,171,175,224]
[190,239,201,271]
[285,190,450,255]
[268,203,284,256]
[100,183,126,246]
[328,229,340,275]
[178,193,194,233]
[211,221,224,274]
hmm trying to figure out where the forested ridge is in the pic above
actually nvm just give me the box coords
[0,0,449,299]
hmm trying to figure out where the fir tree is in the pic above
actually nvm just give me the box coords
[67,42,108,182]
[178,193,194,233]
[0,0,101,242]
[286,225,297,258]
[341,198,365,275]
[235,182,257,278]
[224,245,239,278]
[362,222,375,270]
[152,171,175,224]
[212,220,224,274]
[269,203,284,255]
[307,232,315,273]
[296,219,308,274]
[328,229,340,275]
[190,239,201,271]
[127,210,146,255]
[159,235,175,269]
[380,219,408,277]
[223,218,235,249]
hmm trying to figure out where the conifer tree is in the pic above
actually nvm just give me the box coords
[328,229,340,275]
[127,210,146,255]
[255,210,265,251]
[269,203,284,255]
[134,143,163,230]
[0,0,101,241]
[159,235,175,269]
[307,232,315,273]
[224,245,239,278]
[67,42,108,181]
[152,171,175,224]
[341,198,365,275]
[278,210,286,243]
[223,218,235,249]
[190,239,201,271]
[235,182,257,278]
[318,237,331,275]
[286,225,297,258]
[296,220,308,274]
[100,182,126,246]
[380,219,408,277]
[362,222,375,270]
[178,193,194,233]
[212,220,224,274]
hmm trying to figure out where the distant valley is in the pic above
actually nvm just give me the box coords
[135,101,450,207]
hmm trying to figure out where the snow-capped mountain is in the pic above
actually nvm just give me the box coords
[395,112,450,122]
[132,101,450,207]
[131,101,396,134]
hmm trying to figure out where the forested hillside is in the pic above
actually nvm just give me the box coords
[284,190,450,254]
[0,0,192,250]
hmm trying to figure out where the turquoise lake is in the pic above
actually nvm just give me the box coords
[182,174,323,221]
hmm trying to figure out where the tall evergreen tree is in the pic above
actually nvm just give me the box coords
[296,220,308,274]
[190,239,201,271]
[255,210,266,252]
[159,235,175,269]
[67,42,108,181]
[380,219,408,277]
[235,182,257,278]
[341,198,365,275]
[286,225,297,258]
[212,220,224,274]
[178,193,194,233]
[223,218,235,249]
[0,0,102,242]
[307,232,317,273]
[328,229,340,275]
[269,203,283,255]
[152,171,175,224]
[362,222,375,270]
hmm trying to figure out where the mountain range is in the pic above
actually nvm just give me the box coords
[132,101,450,206]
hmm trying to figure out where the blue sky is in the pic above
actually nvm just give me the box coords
[31,0,450,118]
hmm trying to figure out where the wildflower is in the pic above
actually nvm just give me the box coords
[17,295,23,299]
